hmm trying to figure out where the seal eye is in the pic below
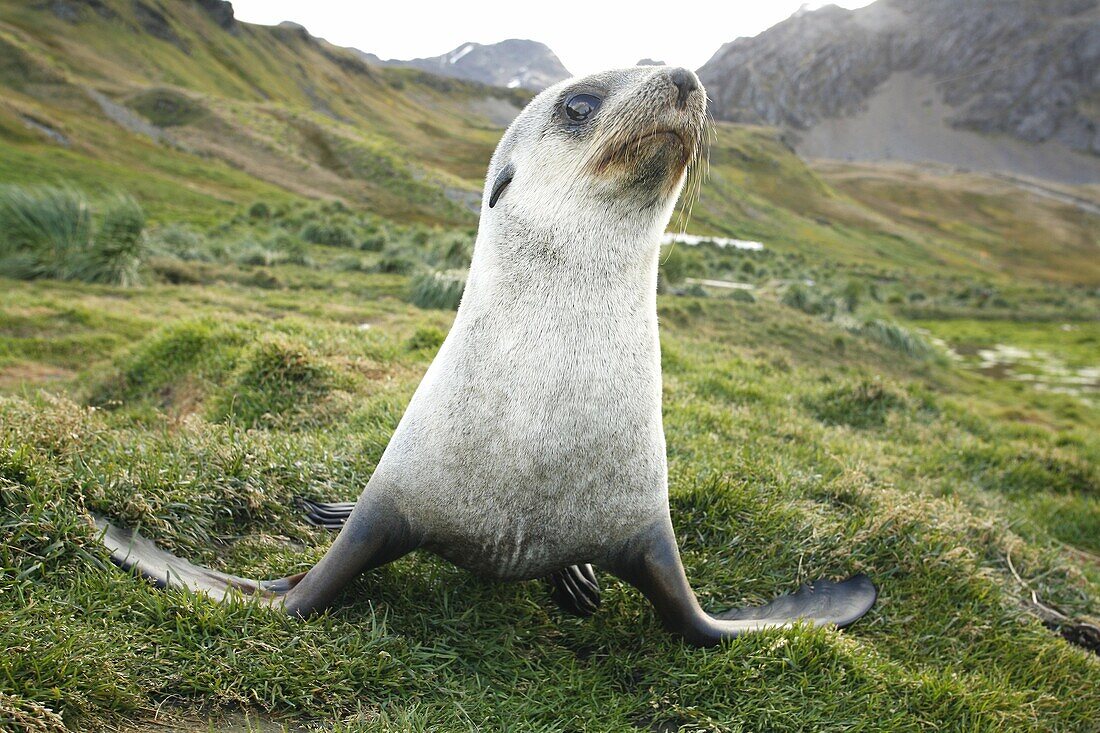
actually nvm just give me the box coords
[564,93,602,123]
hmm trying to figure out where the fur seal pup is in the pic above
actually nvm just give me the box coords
[96,66,876,646]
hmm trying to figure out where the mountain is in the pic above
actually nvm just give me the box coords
[698,0,1100,184]
[371,39,571,91]
[0,0,1096,285]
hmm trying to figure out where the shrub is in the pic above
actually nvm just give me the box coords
[150,223,210,261]
[432,231,472,269]
[149,257,206,285]
[235,243,278,267]
[806,378,910,429]
[78,194,146,286]
[406,325,446,351]
[359,233,387,252]
[682,283,709,297]
[0,185,147,285]
[855,320,939,360]
[727,288,755,303]
[781,283,831,316]
[659,245,704,287]
[842,279,864,312]
[410,271,466,310]
[0,184,91,280]
[266,232,312,266]
[248,201,271,220]
[372,255,417,274]
[300,221,356,248]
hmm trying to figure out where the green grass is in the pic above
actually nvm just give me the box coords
[408,271,467,311]
[1,2,1098,729]
[1,254,1097,731]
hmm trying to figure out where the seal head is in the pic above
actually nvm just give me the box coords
[483,66,707,244]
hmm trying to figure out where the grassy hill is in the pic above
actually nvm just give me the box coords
[2,1,1097,281]
[1,1,1098,731]
[0,0,525,224]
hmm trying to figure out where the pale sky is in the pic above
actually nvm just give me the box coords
[230,1,876,77]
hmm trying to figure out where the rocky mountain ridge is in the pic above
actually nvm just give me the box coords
[697,0,1100,181]
[25,0,1100,184]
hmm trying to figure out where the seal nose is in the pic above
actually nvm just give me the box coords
[668,68,700,108]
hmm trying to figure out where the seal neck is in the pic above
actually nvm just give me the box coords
[463,212,664,319]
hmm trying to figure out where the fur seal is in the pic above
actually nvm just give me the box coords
[96,66,876,646]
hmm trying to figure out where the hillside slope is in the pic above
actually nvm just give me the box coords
[0,0,530,224]
[686,125,1100,285]
[698,0,1100,184]
[0,0,1097,285]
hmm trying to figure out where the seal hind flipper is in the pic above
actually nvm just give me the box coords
[606,518,877,647]
[300,498,356,529]
[547,564,601,617]
[300,496,604,618]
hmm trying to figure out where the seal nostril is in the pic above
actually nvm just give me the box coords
[668,68,700,109]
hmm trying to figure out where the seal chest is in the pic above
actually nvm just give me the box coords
[383,247,670,579]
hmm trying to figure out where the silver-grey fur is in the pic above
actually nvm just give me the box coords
[97,66,877,645]
[381,66,706,579]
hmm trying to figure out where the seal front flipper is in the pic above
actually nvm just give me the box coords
[300,497,602,617]
[606,518,877,647]
[93,515,298,601]
[94,494,420,616]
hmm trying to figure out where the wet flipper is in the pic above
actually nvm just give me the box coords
[607,517,877,647]
[93,516,289,601]
[714,574,877,629]
[300,497,603,618]
[547,564,601,617]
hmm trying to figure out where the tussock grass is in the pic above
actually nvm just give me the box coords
[855,319,940,361]
[0,186,147,286]
[0,185,92,280]
[409,271,466,310]
[299,221,356,248]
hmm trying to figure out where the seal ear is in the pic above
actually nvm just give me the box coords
[489,163,515,208]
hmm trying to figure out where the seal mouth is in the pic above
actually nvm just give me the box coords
[621,129,693,160]
[591,127,698,177]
